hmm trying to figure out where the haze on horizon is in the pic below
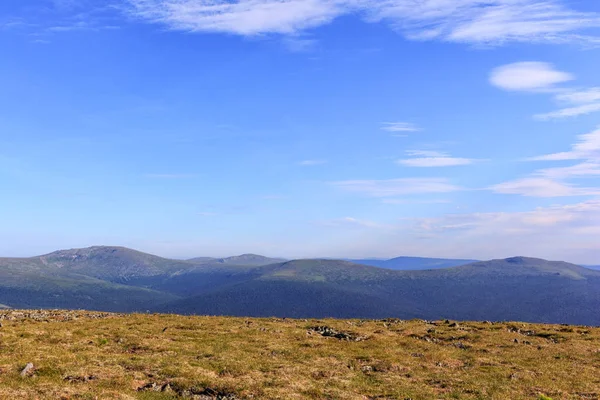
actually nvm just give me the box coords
[1,0,600,264]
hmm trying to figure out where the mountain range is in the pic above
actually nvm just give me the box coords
[1,246,599,325]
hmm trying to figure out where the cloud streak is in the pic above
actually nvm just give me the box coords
[124,0,600,45]
[299,159,328,166]
[332,178,461,197]
[535,103,600,120]
[398,150,475,167]
[491,127,600,197]
[381,122,421,133]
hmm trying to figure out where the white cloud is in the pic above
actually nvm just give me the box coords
[381,122,421,133]
[535,102,600,120]
[493,127,600,197]
[311,200,600,264]
[398,150,474,167]
[332,178,461,197]
[299,159,327,166]
[530,127,600,162]
[490,177,600,197]
[537,162,600,179]
[125,0,345,35]
[489,61,573,92]
[556,87,600,104]
[125,0,600,45]
[402,200,600,262]
[489,63,600,120]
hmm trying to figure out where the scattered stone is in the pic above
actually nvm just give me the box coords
[308,326,366,342]
[64,375,98,383]
[137,382,172,393]
[514,339,520,344]
[0,310,122,323]
[20,363,35,377]
[452,341,470,350]
[180,386,239,399]
[449,322,460,328]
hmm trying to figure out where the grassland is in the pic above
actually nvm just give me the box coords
[0,311,599,399]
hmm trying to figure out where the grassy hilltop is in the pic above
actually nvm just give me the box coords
[0,311,599,399]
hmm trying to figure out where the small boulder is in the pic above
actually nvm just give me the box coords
[20,363,35,377]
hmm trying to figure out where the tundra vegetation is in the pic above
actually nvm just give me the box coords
[0,310,598,399]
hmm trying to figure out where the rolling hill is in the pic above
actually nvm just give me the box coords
[2,247,600,325]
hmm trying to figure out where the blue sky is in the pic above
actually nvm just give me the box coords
[1,0,600,263]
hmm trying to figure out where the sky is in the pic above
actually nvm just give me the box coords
[1,0,600,263]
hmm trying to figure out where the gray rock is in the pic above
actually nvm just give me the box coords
[20,363,34,377]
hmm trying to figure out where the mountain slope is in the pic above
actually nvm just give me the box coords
[0,266,179,312]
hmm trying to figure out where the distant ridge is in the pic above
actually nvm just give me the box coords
[189,254,287,266]
[349,256,478,270]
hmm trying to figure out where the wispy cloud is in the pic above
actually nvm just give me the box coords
[490,63,600,120]
[535,102,600,120]
[381,198,451,205]
[491,127,600,197]
[315,200,600,263]
[282,36,317,52]
[124,0,600,45]
[490,62,573,92]
[531,128,600,179]
[317,217,388,229]
[556,87,600,104]
[491,177,600,197]
[405,200,600,260]
[144,173,197,179]
[530,127,600,163]
[381,122,421,133]
[398,150,475,167]
[298,159,327,166]
[332,178,461,197]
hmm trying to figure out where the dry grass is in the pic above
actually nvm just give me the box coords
[0,310,599,399]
